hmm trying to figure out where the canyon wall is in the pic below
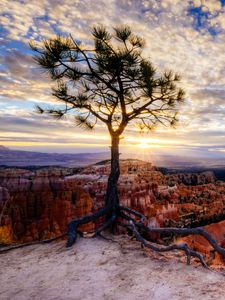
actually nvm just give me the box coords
[0,161,167,243]
[0,161,225,257]
[0,169,94,243]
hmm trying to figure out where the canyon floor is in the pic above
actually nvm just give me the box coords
[0,235,225,300]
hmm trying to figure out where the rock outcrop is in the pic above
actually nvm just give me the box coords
[0,160,225,251]
[180,220,225,265]
[166,171,216,186]
[0,170,94,243]
[0,187,13,244]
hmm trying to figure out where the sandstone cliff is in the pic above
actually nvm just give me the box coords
[0,160,225,251]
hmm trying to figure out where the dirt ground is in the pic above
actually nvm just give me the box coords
[0,235,225,300]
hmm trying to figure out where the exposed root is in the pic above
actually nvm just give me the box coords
[1,204,225,274]
[66,205,225,270]
[67,206,111,247]
[129,221,208,268]
[92,213,117,238]
[136,222,225,258]
[0,206,111,254]
[0,233,67,254]
[120,205,146,223]
[121,209,225,255]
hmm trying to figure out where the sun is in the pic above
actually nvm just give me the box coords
[138,138,151,149]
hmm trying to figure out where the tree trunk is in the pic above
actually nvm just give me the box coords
[105,134,120,213]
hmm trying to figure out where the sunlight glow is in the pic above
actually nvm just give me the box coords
[126,137,165,150]
[138,138,152,149]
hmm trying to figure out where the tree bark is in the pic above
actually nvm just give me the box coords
[105,134,120,213]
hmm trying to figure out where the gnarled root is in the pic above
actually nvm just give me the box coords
[66,204,225,270]
[119,220,208,268]
[66,205,112,247]
[118,208,225,269]
[0,233,67,254]
[1,203,225,271]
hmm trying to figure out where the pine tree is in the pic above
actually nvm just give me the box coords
[30,26,225,267]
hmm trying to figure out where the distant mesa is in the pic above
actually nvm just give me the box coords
[0,145,9,151]
[0,146,110,167]
[0,145,225,169]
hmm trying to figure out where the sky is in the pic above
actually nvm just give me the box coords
[1,0,225,158]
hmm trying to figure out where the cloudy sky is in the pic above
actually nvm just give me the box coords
[1,0,225,158]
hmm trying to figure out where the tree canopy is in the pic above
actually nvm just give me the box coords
[30,25,185,136]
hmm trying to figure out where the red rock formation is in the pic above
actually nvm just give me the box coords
[0,160,225,252]
[166,171,216,186]
[0,170,94,243]
[0,187,13,244]
[180,220,225,265]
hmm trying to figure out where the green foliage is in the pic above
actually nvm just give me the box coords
[31,25,185,135]
[75,115,94,130]
[92,25,111,41]
[114,25,132,42]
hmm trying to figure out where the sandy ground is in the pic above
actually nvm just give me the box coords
[0,235,225,300]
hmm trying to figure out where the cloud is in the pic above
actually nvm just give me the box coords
[0,0,225,155]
